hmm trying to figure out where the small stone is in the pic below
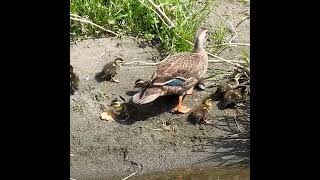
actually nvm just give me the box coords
[100,104,106,111]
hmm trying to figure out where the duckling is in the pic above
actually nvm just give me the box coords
[229,68,250,84]
[100,108,116,121]
[214,73,245,99]
[100,99,130,121]
[228,67,242,79]
[70,65,79,95]
[95,57,124,83]
[134,79,149,88]
[221,85,248,108]
[188,98,213,124]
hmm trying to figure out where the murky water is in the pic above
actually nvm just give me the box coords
[130,167,250,180]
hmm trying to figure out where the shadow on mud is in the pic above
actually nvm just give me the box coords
[192,101,250,167]
[115,94,179,125]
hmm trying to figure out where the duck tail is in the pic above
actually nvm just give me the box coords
[132,87,163,104]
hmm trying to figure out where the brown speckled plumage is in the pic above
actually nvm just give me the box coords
[132,28,209,107]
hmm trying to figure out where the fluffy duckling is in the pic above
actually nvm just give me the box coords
[70,65,79,95]
[214,73,245,99]
[221,85,248,108]
[100,99,130,121]
[188,98,213,124]
[95,57,124,83]
[134,79,149,88]
[229,68,250,84]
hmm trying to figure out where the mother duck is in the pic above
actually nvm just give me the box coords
[132,28,209,113]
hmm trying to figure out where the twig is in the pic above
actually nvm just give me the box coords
[121,171,137,180]
[123,54,171,66]
[138,0,170,28]
[235,16,250,28]
[208,59,245,63]
[152,128,163,131]
[124,59,245,66]
[138,0,174,29]
[233,117,242,133]
[70,13,81,18]
[175,33,193,46]
[70,16,118,36]
[207,52,250,75]
[123,55,247,68]
[145,0,175,29]
[209,42,250,47]
[123,61,159,66]
[222,138,250,141]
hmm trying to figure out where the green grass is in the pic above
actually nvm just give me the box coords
[240,48,250,67]
[237,0,250,6]
[70,0,215,53]
[211,23,228,46]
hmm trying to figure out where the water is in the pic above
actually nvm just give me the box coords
[130,167,250,180]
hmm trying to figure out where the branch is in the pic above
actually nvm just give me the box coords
[123,61,159,66]
[70,16,118,36]
[121,172,137,180]
[123,54,171,66]
[208,59,246,63]
[124,59,245,66]
[236,16,250,28]
[70,13,81,18]
[138,0,170,28]
[209,42,250,47]
[145,0,175,29]
[233,117,242,133]
[138,0,175,29]
[208,52,250,75]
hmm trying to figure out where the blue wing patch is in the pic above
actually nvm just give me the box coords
[165,79,185,86]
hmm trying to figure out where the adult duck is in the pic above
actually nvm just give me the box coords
[132,28,209,113]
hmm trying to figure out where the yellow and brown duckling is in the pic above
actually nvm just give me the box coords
[132,28,209,113]
[221,85,248,108]
[188,98,213,125]
[100,99,130,121]
[95,57,124,83]
[70,65,80,95]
